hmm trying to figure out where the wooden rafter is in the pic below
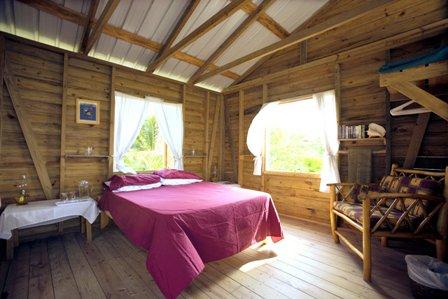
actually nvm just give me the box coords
[147,0,200,72]
[84,0,120,54]
[80,0,99,54]
[229,0,333,86]
[4,65,53,200]
[388,81,448,121]
[189,0,275,84]
[195,0,392,83]
[224,18,448,93]
[240,1,289,39]
[147,0,248,72]
[16,0,239,81]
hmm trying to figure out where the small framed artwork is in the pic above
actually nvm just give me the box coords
[76,98,100,125]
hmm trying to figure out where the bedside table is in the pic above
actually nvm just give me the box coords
[0,197,99,259]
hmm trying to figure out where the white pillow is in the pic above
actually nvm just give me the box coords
[112,182,162,192]
[161,179,203,186]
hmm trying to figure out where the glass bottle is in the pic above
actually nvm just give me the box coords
[16,175,28,205]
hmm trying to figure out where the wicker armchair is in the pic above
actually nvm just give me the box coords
[329,164,448,282]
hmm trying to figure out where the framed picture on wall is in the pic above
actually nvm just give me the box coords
[76,99,100,125]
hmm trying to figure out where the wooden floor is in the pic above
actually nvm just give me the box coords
[2,217,421,299]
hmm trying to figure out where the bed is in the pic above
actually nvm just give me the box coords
[98,181,283,298]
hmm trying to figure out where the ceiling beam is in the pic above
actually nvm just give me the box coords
[230,0,334,86]
[80,0,99,54]
[223,18,448,93]
[389,82,448,121]
[189,0,275,84]
[148,0,200,72]
[240,1,289,39]
[16,0,239,80]
[84,0,120,54]
[147,0,249,73]
[195,0,392,83]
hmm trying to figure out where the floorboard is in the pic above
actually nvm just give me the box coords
[3,216,419,299]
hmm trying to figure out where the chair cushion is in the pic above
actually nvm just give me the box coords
[334,201,419,231]
[398,177,443,216]
[379,175,411,192]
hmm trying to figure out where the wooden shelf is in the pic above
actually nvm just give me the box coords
[338,138,386,146]
[184,155,206,158]
[64,154,110,159]
[338,150,386,156]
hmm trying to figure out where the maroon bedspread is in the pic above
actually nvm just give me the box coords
[98,182,283,298]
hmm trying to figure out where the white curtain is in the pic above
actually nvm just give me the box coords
[314,90,340,192]
[114,92,151,174]
[147,96,184,170]
[246,102,278,175]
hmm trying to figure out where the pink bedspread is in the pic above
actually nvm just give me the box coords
[99,182,283,298]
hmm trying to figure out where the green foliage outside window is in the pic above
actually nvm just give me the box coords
[123,116,165,171]
[267,129,323,173]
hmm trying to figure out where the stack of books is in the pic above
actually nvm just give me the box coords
[338,125,366,139]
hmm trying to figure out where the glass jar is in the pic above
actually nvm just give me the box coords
[78,180,90,198]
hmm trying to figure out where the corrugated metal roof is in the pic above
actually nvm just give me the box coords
[0,0,328,92]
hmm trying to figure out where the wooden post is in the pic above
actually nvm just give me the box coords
[0,35,5,157]
[238,90,244,186]
[4,66,53,200]
[362,196,372,282]
[60,54,68,194]
[329,185,339,243]
[108,66,116,176]
[223,99,237,182]
[203,92,210,179]
[207,98,221,181]
[403,113,430,168]
[261,84,268,191]
[384,50,392,174]
[182,85,187,168]
[218,94,224,181]
[335,63,341,124]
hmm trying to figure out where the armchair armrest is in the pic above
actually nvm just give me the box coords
[366,192,444,202]
[327,182,357,186]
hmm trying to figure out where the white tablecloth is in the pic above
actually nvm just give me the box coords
[0,198,99,239]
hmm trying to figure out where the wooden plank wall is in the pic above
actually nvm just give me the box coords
[223,0,447,224]
[0,36,221,206]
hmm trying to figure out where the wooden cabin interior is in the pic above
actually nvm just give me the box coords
[0,0,447,298]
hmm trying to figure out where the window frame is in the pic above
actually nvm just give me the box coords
[112,94,172,174]
[261,96,324,177]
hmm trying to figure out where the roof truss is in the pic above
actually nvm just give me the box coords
[84,0,120,54]
[16,0,239,80]
[147,0,248,73]
[195,0,392,83]
[230,0,334,86]
[80,0,99,54]
[380,61,448,121]
[147,0,201,72]
[188,0,275,84]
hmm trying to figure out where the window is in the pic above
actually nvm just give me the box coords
[114,92,180,173]
[265,98,324,174]
[122,113,173,172]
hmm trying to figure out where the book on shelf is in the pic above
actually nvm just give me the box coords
[338,124,367,139]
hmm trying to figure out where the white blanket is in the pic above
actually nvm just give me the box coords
[0,198,99,239]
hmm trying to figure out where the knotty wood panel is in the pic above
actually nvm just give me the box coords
[224,0,447,224]
[0,36,219,207]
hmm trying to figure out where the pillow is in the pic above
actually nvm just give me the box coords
[113,182,162,193]
[161,178,202,186]
[154,169,203,180]
[109,174,161,191]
